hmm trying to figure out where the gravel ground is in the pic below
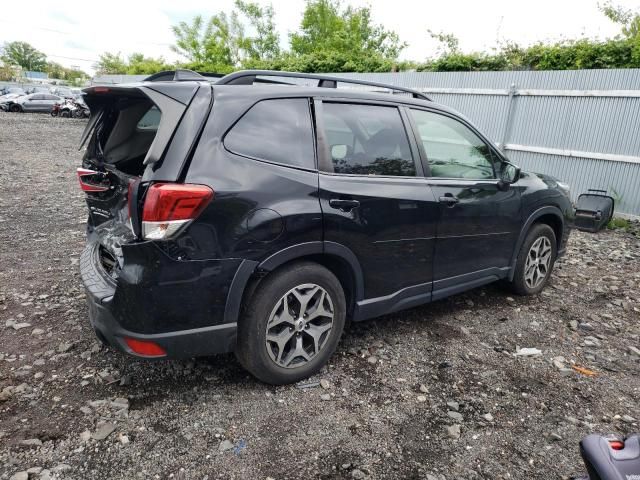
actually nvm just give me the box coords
[1,112,639,480]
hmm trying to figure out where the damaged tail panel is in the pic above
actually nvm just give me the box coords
[78,82,213,279]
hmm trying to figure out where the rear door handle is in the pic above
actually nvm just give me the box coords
[439,195,459,206]
[329,199,360,211]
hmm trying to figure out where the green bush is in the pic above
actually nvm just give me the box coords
[417,38,640,72]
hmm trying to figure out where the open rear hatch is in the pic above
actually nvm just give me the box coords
[78,82,212,278]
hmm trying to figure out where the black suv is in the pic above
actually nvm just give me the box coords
[79,70,573,384]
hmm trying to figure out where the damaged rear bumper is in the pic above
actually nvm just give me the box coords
[80,241,246,359]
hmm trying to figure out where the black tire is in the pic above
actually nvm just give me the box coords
[50,111,58,117]
[510,223,557,296]
[60,110,71,118]
[236,261,346,385]
[9,104,21,113]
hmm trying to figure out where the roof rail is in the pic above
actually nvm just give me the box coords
[144,70,225,82]
[215,70,431,101]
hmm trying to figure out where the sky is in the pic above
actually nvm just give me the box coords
[1,0,639,75]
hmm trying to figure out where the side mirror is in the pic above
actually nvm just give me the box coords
[331,144,348,160]
[499,161,521,186]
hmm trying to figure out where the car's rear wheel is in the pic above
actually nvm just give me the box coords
[236,262,346,385]
[510,223,557,295]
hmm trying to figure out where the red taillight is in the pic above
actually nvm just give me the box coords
[93,87,110,93]
[77,168,109,192]
[610,440,624,450]
[141,183,214,240]
[124,338,166,357]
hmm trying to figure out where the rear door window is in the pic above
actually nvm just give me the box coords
[224,98,315,169]
[321,103,415,177]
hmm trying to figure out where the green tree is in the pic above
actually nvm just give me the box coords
[235,0,280,60]
[126,53,172,74]
[171,13,244,72]
[1,41,47,71]
[94,52,128,74]
[0,62,17,81]
[601,2,640,39]
[45,61,88,83]
[290,0,404,60]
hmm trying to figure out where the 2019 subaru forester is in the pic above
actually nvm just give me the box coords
[78,70,573,384]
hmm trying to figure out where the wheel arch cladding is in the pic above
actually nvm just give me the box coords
[509,206,564,281]
[247,242,364,318]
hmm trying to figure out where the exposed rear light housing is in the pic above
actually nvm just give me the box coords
[124,337,166,357]
[77,168,109,192]
[141,183,214,240]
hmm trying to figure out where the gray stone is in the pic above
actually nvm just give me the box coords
[12,322,32,330]
[447,401,460,411]
[628,346,640,357]
[622,415,636,424]
[320,379,330,389]
[57,342,74,353]
[20,438,42,446]
[446,424,461,440]
[583,336,601,348]
[218,439,234,452]
[92,422,116,441]
[447,411,463,421]
[320,394,331,401]
[367,356,378,364]
[351,469,366,479]
[52,464,71,473]
[9,472,28,480]
[483,413,494,422]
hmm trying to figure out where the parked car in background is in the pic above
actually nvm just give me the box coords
[5,93,62,113]
[78,70,573,385]
[52,87,74,99]
[0,86,25,97]
[0,93,26,111]
[26,86,51,95]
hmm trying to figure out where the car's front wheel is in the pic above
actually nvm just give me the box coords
[236,262,346,385]
[510,223,557,295]
[9,104,21,113]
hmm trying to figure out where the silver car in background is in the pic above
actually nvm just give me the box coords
[5,93,62,113]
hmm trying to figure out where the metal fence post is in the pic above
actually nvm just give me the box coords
[500,83,518,152]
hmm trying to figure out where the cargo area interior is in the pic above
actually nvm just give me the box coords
[86,97,160,177]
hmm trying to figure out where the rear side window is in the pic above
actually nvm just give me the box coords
[321,103,415,176]
[224,98,315,169]
[137,106,161,130]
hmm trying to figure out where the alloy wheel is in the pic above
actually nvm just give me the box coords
[524,236,552,289]
[265,283,334,369]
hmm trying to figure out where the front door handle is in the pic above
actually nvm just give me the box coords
[439,195,459,206]
[329,199,360,211]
